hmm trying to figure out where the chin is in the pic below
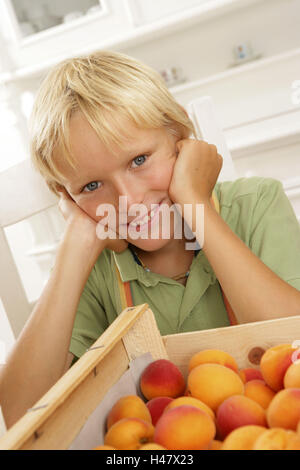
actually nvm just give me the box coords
[127,236,174,253]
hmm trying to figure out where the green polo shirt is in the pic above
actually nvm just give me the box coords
[69,177,300,360]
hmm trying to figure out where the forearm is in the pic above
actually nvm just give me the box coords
[0,223,105,428]
[189,200,300,323]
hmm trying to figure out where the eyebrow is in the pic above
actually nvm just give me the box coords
[68,147,152,193]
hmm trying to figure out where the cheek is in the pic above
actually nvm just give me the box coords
[149,158,176,190]
[74,197,100,222]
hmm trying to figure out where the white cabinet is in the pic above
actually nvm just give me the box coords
[2,0,133,68]
[5,0,106,39]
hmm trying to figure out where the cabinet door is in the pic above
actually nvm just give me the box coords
[2,0,133,69]
[126,0,209,25]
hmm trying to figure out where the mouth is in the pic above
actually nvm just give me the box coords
[125,200,163,233]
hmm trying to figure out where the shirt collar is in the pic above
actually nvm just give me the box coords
[112,245,215,288]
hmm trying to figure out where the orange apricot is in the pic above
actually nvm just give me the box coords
[188,349,238,373]
[253,428,300,450]
[216,395,267,439]
[187,364,244,412]
[164,396,215,421]
[244,379,276,409]
[154,405,216,450]
[221,425,266,450]
[93,445,116,450]
[284,361,300,389]
[267,388,300,431]
[208,439,223,450]
[104,417,154,450]
[106,395,152,429]
[139,443,166,450]
[260,344,297,392]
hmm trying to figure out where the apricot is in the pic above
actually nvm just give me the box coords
[106,395,152,429]
[244,379,276,409]
[267,388,300,431]
[187,364,244,412]
[188,349,238,373]
[284,361,300,389]
[239,368,264,383]
[164,396,215,421]
[139,443,166,450]
[253,428,300,450]
[221,425,266,450]
[260,344,297,392]
[146,397,174,425]
[93,445,116,450]
[140,359,185,400]
[104,417,154,450]
[154,405,216,450]
[208,439,223,450]
[216,395,267,439]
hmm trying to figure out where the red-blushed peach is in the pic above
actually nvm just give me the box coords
[164,396,215,421]
[267,388,300,430]
[284,361,300,389]
[239,368,264,384]
[106,395,152,430]
[104,417,154,450]
[260,344,297,392]
[154,405,216,450]
[188,349,238,373]
[244,379,276,409]
[253,428,300,450]
[187,364,244,412]
[140,359,185,400]
[146,397,174,425]
[216,395,267,439]
[221,425,267,450]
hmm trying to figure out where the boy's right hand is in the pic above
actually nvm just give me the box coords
[57,189,128,254]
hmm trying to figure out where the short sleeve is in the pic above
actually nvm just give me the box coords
[69,267,109,359]
[249,178,300,290]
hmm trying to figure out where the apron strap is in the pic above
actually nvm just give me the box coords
[114,190,238,325]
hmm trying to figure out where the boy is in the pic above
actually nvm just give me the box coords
[1,50,300,428]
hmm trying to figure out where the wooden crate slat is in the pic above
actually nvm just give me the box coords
[0,304,149,450]
[20,341,129,450]
[163,315,300,378]
[122,306,169,361]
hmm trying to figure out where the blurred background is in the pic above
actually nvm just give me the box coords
[0,0,300,354]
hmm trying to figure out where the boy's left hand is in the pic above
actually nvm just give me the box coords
[168,139,223,207]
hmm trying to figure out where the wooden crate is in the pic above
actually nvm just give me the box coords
[0,303,299,450]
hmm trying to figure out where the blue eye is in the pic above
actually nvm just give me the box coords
[83,181,101,192]
[131,155,147,168]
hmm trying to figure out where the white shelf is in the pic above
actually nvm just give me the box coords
[0,0,264,83]
[170,48,300,99]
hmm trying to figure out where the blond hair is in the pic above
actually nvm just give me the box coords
[29,50,195,195]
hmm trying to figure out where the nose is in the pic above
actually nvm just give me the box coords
[112,176,145,215]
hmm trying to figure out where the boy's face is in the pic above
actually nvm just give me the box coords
[57,112,184,252]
